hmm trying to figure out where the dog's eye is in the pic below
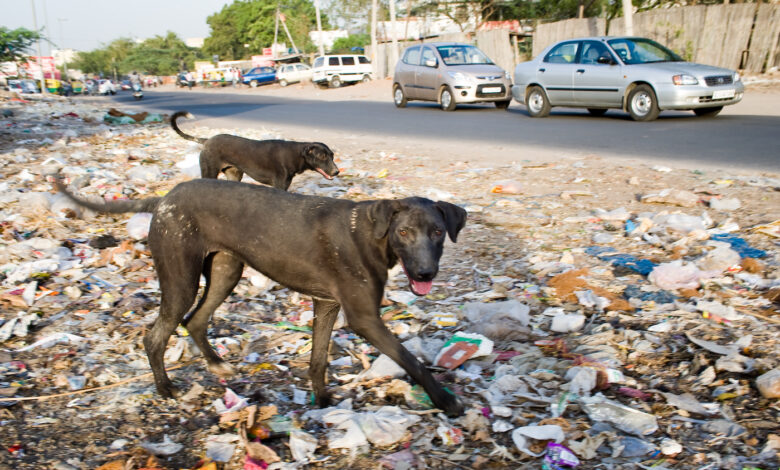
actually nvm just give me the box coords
[399,229,408,236]
[434,229,443,237]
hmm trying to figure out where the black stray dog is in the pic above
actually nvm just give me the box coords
[170,111,340,189]
[56,179,467,416]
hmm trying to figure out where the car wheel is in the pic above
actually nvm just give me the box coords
[440,86,456,111]
[279,79,288,87]
[588,108,608,116]
[495,100,511,110]
[693,106,723,117]
[330,76,342,88]
[361,75,371,84]
[525,86,550,117]
[250,80,259,88]
[627,84,660,121]
[393,84,407,108]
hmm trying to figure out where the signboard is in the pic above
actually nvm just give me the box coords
[262,47,273,56]
[25,56,57,78]
[251,54,275,67]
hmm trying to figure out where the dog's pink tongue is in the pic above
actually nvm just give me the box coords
[317,168,334,180]
[411,279,433,295]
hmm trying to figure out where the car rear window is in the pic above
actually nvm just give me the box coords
[342,57,355,66]
[314,57,324,67]
[544,42,579,64]
[328,57,340,66]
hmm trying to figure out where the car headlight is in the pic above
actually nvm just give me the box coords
[447,72,469,82]
[504,71,511,80]
[733,72,741,82]
[672,74,698,86]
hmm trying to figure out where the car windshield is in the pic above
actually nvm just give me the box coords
[436,45,493,65]
[607,37,683,64]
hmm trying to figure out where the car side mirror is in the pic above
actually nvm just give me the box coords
[597,56,615,65]
[424,58,438,68]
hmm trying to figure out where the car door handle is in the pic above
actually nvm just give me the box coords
[576,69,585,74]
[538,68,545,73]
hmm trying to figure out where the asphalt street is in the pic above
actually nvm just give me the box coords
[107,86,780,172]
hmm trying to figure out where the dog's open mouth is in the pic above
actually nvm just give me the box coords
[402,264,433,296]
[316,168,335,180]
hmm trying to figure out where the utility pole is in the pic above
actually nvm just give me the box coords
[389,0,399,70]
[371,0,378,77]
[58,17,68,80]
[273,4,280,59]
[622,0,634,35]
[314,0,325,57]
[30,0,46,94]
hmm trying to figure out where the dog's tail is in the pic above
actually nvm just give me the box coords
[171,110,207,144]
[54,179,162,214]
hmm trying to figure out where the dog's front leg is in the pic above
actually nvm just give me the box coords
[309,298,341,407]
[346,307,465,417]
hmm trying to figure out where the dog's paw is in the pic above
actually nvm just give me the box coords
[314,391,332,408]
[156,380,179,399]
[434,390,465,417]
[207,361,236,378]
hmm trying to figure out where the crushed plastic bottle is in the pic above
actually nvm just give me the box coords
[579,393,658,436]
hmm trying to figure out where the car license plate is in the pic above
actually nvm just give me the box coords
[712,89,735,100]
[482,86,501,93]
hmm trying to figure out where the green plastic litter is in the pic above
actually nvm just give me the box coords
[274,321,312,332]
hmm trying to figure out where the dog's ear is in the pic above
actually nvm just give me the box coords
[435,201,467,242]
[367,200,401,239]
[304,143,329,160]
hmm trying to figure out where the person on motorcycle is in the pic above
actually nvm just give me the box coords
[130,71,142,90]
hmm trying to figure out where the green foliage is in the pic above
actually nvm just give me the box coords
[203,0,328,60]
[0,27,42,63]
[70,32,204,76]
[330,34,369,54]
[492,0,608,22]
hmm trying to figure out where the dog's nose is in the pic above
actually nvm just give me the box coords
[332,169,340,176]
[416,268,436,281]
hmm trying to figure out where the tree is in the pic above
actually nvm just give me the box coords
[331,34,370,53]
[203,0,328,60]
[0,27,42,63]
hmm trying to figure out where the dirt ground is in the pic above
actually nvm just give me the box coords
[0,81,779,470]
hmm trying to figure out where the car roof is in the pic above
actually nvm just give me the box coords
[552,36,648,42]
[415,42,475,47]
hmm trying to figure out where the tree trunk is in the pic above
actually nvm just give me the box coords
[371,0,378,78]
[389,0,399,71]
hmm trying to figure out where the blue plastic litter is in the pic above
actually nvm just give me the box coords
[710,234,767,258]
[585,246,657,275]
[623,285,677,304]
[625,219,639,234]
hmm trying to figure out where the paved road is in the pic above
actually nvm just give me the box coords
[109,87,780,172]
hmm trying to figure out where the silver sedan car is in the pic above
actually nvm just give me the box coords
[394,42,513,111]
[511,36,744,121]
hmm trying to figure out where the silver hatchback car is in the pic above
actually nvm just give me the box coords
[393,42,513,111]
[512,36,744,121]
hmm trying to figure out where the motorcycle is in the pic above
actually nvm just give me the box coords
[132,82,143,100]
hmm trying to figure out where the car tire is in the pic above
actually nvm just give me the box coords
[525,86,551,117]
[331,76,342,88]
[588,108,608,116]
[693,106,723,117]
[393,84,407,108]
[495,100,511,110]
[440,86,456,111]
[250,80,259,88]
[627,84,660,121]
[279,79,288,87]
[361,75,371,84]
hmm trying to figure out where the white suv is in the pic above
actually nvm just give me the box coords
[312,54,372,88]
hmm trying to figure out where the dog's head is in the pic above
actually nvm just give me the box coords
[303,142,340,180]
[368,197,467,296]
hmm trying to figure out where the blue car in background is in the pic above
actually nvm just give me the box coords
[243,66,276,87]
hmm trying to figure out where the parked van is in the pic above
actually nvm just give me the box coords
[312,54,372,88]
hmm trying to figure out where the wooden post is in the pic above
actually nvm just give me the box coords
[371,0,378,77]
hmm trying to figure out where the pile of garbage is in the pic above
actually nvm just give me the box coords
[1,97,779,470]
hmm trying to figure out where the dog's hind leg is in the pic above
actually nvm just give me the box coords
[143,252,203,398]
[182,251,243,378]
[309,298,341,407]
[199,150,221,179]
[344,301,465,417]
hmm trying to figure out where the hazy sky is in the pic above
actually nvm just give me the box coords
[3,0,233,53]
